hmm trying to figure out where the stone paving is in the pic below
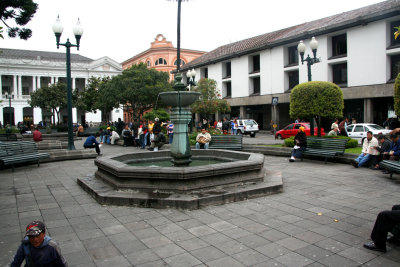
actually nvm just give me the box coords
[1,135,400,266]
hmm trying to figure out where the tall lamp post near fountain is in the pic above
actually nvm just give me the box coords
[158,0,200,166]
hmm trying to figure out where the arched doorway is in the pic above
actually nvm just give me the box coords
[23,107,34,128]
[3,107,15,126]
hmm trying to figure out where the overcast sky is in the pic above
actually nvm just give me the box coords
[1,0,386,63]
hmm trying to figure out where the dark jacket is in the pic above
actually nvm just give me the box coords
[84,135,99,146]
[376,139,391,153]
[294,131,307,147]
[386,138,400,156]
[154,132,166,143]
[10,236,67,267]
[222,120,230,131]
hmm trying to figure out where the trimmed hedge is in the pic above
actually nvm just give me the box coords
[0,127,20,134]
[284,135,358,148]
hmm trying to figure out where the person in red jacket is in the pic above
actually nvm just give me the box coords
[32,128,42,142]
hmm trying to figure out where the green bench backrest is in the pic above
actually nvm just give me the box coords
[3,141,39,155]
[210,135,243,145]
[306,137,347,152]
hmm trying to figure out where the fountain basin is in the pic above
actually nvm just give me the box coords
[77,150,283,209]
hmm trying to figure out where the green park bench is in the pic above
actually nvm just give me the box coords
[0,141,49,171]
[379,160,400,179]
[81,127,99,137]
[0,133,18,141]
[302,137,348,164]
[209,135,243,150]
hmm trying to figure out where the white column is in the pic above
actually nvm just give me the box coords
[72,108,77,123]
[0,107,3,125]
[84,78,88,86]
[18,75,22,99]
[72,77,76,90]
[15,106,23,125]
[32,76,36,92]
[51,77,55,84]
[0,74,2,99]
[33,108,42,124]
[13,75,17,96]
[37,76,41,89]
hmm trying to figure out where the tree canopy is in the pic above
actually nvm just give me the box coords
[0,0,38,40]
[113,63,172,119]
[29,83,67,124]
[191,78,231,119]
[394,73,400,116]
[290,81,344,135]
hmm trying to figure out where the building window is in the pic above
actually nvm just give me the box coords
[332,63,348,86]
[223,81,232,98]
[155,58,167,66]
[287,70,299,90]
[391,20,400,47]
[288,46,298,65]
[174,59,185,66]
[2,86,11,94]
[223,62,231,78]
[250,77,260,95]
[251,55,260,73]
[332,34,347,57]
[22,87,29,95]
[391,54,400,80]
[201,68,208,79]
[146,61,151,67]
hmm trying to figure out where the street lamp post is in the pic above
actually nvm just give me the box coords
[297,36,320,135]
[4,92,14,126]
[52,16,83,150]
[186,69,196,91]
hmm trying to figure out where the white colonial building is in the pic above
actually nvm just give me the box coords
[0,48,122,126]
[181,0,400,130]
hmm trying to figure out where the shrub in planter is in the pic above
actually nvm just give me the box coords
[0,127,20,134]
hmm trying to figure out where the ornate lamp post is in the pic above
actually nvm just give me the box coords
[186,68,196,90]
[52,16,83,150]
[4,92,14,126]
[297,36,320,135]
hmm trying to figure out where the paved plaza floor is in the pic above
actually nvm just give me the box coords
[1,135,400,266]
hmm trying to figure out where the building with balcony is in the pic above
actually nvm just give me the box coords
[180,0,400,130]
[0,48,122,126]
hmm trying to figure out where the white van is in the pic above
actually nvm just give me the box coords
[236,119,259,137]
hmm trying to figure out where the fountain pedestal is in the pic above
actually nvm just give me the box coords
[159,73,200,166]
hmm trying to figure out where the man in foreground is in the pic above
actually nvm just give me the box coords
[10,221,68,266]
[83,133,101,156]
[364,205,400,253]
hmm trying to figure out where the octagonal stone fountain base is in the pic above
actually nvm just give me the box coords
[77,150,283,209]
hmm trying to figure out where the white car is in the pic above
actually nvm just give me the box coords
[346,123,391,144]
[236,119,259,137]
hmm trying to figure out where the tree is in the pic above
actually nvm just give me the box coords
[29,83,67,124]
[95,77,121,122]
[143,108,170,122]
[191,78,231,119]
[0,0,38,40]
[394,73,400,116]
[74,76,111,113]
[112,63,172,119]
[290,81,344,136]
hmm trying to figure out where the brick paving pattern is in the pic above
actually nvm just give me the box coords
[0,136,399,266]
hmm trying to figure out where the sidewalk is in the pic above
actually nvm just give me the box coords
[0,137,399,266]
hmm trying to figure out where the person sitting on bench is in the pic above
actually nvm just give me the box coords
[351,131,378,168]
[196,127,211,149]
[364,205,400,253]
[83,133,101,156]
[289,126,307,162]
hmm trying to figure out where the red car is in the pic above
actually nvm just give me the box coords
[275,123,325,139]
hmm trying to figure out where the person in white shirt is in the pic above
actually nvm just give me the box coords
[196,128,212,149]
[110,130,120,145]
[351,131,379,168]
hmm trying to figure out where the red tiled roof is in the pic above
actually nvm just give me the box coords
[182,0,400,70]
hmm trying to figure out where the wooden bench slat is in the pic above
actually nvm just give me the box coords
[209,135,243,150]
[0,141,49,171]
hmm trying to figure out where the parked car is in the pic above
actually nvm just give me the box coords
[346,123,391,144]
[236,119,259,137]
[275,122,325,139]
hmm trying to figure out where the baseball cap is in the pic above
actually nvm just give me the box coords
[25,221,45,237]
[155,117,159,122]
[107,127,111,130]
